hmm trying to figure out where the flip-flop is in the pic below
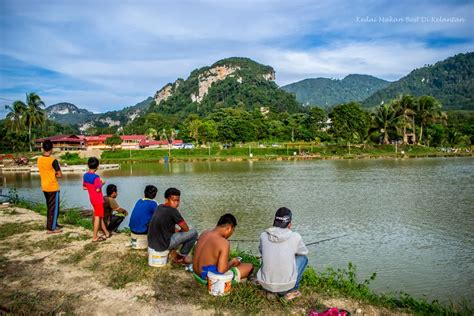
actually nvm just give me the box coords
[284,290,301,301]
[92,236,107,242]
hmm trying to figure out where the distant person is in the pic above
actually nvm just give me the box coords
[37,139,63,234]
[103,184,128,233]
[257,207,308,301]
[128,185,158,235]
[83,157,108,242]
[193,213,253,283]
[148,187,198,264]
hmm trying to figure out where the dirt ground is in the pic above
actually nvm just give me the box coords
[0,206,407,315]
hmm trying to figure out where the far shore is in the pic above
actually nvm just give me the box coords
[1,144,472,169]
[99,151,473,165]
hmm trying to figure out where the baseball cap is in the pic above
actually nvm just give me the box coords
[273,207,292,228]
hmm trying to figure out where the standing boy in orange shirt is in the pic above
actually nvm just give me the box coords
[37,139,63,234]
[83,157,109,242]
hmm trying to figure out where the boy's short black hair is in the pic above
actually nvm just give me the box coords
[106,184,117,196]
[144,185,158,199]
[217,213,237,227]
[87,157,100,170]
[164,187,181,199]
[42,139,53,152]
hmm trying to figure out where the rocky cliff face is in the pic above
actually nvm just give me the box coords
[46,102,92,117]
[154,61,276,106]
[191,65,241,103]
[154,79,183,105]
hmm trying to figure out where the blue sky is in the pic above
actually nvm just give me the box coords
[0,0,472,115]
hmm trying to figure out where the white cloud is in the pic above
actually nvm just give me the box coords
[1,0,472,112]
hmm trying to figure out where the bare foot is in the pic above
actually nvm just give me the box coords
[92,236,107,242]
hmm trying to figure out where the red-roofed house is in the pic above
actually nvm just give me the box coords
[84,134,113,149]
[120,135,147,150]
[139,139,168,149]
[34,135,86,151]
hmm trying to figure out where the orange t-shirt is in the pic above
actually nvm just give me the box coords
[37,155,60,192]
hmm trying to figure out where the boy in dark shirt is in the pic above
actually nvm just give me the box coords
[148,187,198,264]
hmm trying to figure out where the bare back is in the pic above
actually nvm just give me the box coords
[193,229,230,276]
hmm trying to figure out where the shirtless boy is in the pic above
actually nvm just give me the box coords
[193,213,253,283]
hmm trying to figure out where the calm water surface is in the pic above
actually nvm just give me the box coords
[2,158,473,303]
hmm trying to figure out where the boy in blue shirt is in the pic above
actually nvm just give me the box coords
[129,185,158,234]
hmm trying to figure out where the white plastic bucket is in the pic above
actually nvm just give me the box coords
[207,270,233,296]
[148,248,169,267]
[130,233,148,249]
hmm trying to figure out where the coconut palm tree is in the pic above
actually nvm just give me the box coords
[416,96,445,145]
[19,93,46,151]
[394,95,417,144]
[5,101,26,133]
[371,102,401,144]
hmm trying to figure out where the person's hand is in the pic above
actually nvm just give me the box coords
[101,179,105,185]
[231,257,241,267]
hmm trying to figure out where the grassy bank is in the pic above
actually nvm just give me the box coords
[2,195,471,315]
[74,144,471,165]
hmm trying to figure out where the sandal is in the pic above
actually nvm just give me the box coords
[92,236,107,242]
[284,290,301,301]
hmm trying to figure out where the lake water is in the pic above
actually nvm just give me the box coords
[1,157,473,303]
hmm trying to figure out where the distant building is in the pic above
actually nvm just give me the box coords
[120,135,147,150]
[84,134,113,150]
[139,139,168,149]
[34,134,184,151]
[34,135,86,151]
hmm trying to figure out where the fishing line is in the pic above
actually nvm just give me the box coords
[230,234,348,246]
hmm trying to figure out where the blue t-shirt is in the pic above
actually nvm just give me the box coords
[128,198,158,234]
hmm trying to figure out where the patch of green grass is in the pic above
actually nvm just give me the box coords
[230,249,261,269]
[14,199,93,231]
[61,209,93,230]
[32,233,89,251]
[107,250,161,289]
[86,251,104,272]
[301,262,472,315]
[60,152,87,165]
[0,222,44,240]
[0,289,78,314]
[60,242,99,264]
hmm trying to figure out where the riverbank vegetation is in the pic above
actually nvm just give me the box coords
[2,195,471,315]
[1,92,472,155]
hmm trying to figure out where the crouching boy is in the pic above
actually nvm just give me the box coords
[257,207,308,300]
[193,213,253,283]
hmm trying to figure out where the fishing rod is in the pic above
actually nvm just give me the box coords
[305,234,348,246]
[230,234,348,246]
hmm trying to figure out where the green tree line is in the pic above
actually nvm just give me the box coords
[2,92,472,153]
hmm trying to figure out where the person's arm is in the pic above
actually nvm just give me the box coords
[177,220,190,232]
[52,159,62,178]
[117,207,128,215]
[93,177,102,193]
[217,240,239,273]
[296,234,309,256]
[174,209,189,232]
